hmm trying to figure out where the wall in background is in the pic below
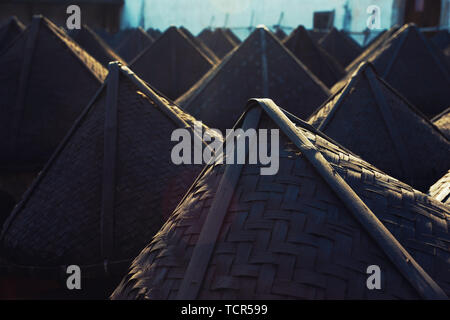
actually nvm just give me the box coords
[122,0,394,38]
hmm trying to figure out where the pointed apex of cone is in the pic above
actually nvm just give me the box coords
[291,25,312,40]
[202,28,237,59]
[130,25,214,100]
[107,60,121,71]
[256,24,269,31]
[339,23,450,118]
[179,26,220,64]
[135,26,154,41]
[319,27,363,67]
[0,16,25,52]
[5,15,25,29]
[165,26,178,33]
[284,25,345,87]
[371,23,449,117]
[177,25,329,130]
[308,60,450,191]
[246,24,273,40]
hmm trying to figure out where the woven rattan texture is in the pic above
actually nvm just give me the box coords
[0,17,25,54]
[130,27,214,101]
[201,28,237,59]
[333,25,450,119]
[178,27,329,131]
[319,28,362,67]
[433,108,450,140]
[112,114,450,300]
[117,27,154,63]
[283,26,346,88]
[308,64,450,193]
[70,24,125,66]
[179,27,219,65]
[1,75,203,268]
[429,170,450,205]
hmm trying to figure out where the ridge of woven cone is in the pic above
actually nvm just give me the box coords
[319,27,362,67]
[176,26,330,131]
[283,25,346,88]
[202,28,237,59]
[111,98,449,300]
[333,24,450,119]
[0,62,220,276]
[0,15,107,172]
[70,24,125,66]
[0,16,25,53]
[429,170,450,205]
[273,27,287,41]
[179,26,219,64]
[223,28,241,45]
[346,25,400,74]
[432,107,450,139]
[116,27,154,63]
[308,29,327,43]
[308,62,450,192]
[130,26,215,101]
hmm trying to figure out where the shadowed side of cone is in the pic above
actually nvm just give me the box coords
[111,99,449,300]
[0,15,107,172]
[273,27,287,41]
[370,24,450,118]
[283,26,346,88]
[147,28,162,40]
[197,28,213,44]
[0,63,218,299]
[319,27,362,67]
[202,28,237,59]
[308,29,327,43]
[179,26,219,64]
[116,27,154,63]
[336,24,450,118]
[0,16,25,53]
[308,63,450,192]
[176,26,330,131]
[130,26,214,100]
[431,30,450,50]
[223,28,241,44]
[70,24,125,66]
[346,25,400,74]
